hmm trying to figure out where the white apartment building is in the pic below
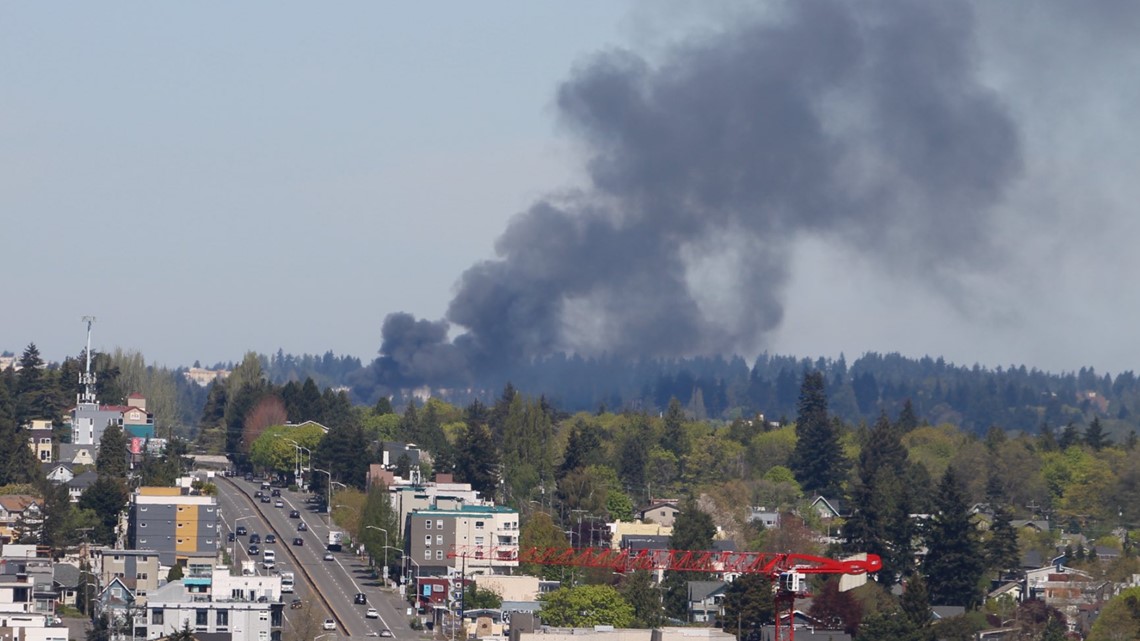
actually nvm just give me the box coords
[143,565,282,641]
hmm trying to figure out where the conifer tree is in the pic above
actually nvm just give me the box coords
[1085,417,1107,451]
[923,467,985,607]
[97,423,129,479]
[789,371,848,498]
[985,505,1021,579]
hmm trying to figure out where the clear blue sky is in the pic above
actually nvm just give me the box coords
[4,2,1140,376]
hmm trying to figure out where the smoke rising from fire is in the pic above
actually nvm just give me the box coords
[374,0,1021,387]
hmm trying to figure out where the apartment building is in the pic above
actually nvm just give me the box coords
[94,548,161,604]
[143,565,282,641]
[25,420,53,463]
[128,488,219,566]
[407,504,519,577]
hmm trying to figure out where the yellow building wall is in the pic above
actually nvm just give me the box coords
[175,504,199,553]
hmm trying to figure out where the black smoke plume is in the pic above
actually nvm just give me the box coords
[372,0,1021,389]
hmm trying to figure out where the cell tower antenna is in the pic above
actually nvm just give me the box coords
[79,316,97,405]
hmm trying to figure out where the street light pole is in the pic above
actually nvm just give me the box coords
[313,469,332,522]
[365,526,389,585]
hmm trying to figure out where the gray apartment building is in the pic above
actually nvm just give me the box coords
[127,488,218,567]
[407,504,519,577]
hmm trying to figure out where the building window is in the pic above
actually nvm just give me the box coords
[436,535,442,544]
[425,535,432,545]
[436,519,443,528]
[217,610,228,627]
[474,537,484,546]
[259,611,269,622]
[196,609,208,627]
[152,609,163,625]
[424,549,431,560]
[426,521,432,530]
[112,588,122,598]
[475,521,484,529]
[137,573,148,580]
[436,550,443,560]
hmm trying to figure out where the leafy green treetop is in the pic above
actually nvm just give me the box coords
[538,585,634,628]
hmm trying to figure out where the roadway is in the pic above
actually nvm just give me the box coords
[216,476,416,639]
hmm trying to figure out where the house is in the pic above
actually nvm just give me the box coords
[52,563,81,608]
[94,549,161,604]
[988,581,1025,604]
[58,444,96,467]
[638,500,681,527]
[621,535,671,552]
[610,521,673,550]
[748,508,780,530]
[1011,520,1050,533]
[42,463,74,484]
[25,420,53,463]
[687,581,728,623]
[808,496,848,520]
[0,495,43,544]
[96,576,139,638]
[382,442,421,470]
[68,471,100,502]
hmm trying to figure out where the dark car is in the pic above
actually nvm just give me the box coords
[236,525,248,536]
[260,495,271,503]
[227,532,236,542]
[289,510,300,519]
[354,593,367,605]
[297,522,308,532]
[249,533,261,544]
[254,490,263,498]
[265,534,276,544]
[248,544,260,554]
[290,598,303,609]
[271,489,281,497]
[244,473,254,482]
[292,537,304,546]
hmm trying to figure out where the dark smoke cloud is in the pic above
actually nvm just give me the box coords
[377,0,1021,386]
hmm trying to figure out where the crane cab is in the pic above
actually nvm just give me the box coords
[778,570,805,595]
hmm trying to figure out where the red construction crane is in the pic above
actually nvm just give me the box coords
[449,546,881,641]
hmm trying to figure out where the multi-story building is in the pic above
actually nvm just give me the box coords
[128,488,219,567]
[70,394,152,446]
[25,420,53,463]
[390,475,483,534]
[407,504,519,577]
[93,548,161,604]
[142,565,282,641]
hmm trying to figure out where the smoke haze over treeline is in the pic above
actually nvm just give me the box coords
[368,0,1025,391]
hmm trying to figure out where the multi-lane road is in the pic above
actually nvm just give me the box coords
[214,476,415,639]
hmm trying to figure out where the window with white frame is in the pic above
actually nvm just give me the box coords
[426,520,432,530]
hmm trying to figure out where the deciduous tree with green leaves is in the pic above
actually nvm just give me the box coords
[538,585,634,628]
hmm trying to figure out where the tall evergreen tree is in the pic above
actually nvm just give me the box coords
[662,398,687,460]
[897,399,920,432]
[985,505,1021,579]
[453,405,500,498]
[617,570,665,629]
[398,400,419,442]
[15,343,53,426]
[662,499,716,619]
[558,419,602,479]
[96,423,129,479]
[1058,422,1081,450]
[1085,417,1107,450]
[78,476,129,545]
[722,574,774,638]
[789,371,848,498]
[923,467,985,607]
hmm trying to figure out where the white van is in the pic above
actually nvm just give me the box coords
[262,550,276,569]
[281,571,295,593]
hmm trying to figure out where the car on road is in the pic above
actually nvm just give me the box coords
[289,509,300,518]
[380,630,393,637]
[227,532,236,542]
[265,534,276,544]
[323,552,334,561]
[297,522,308,531]
[260,495,271,503]
[323,619,336,631]
[254,490,263,498]
[292,537,304,546]
[236,525,247,536]
[366,607,379,619]
[274,500,284,508]
[249,533,261,544]
[272,488,281,496]
[290,598,303,609]
[354,593,367,605]
[248,544,260,554]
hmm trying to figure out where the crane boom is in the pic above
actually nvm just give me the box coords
[449,546,879,641]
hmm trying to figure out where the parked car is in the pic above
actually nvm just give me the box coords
[323,619,336,631]
[289,510,300,518]
[265,534,276,544]
[236,526,247,536]
[292,537,304,546]
[366,608,379,619]
[354,593,367,605]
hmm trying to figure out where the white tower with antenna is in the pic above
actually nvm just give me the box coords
[78,316,98,406]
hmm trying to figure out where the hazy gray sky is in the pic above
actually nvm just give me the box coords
[4,2,1140,376]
